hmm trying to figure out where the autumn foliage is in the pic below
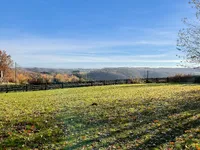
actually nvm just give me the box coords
[15,72,79,84]
[0,50,13,82]
[0,50,80,84]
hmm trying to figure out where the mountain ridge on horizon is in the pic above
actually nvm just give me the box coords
[24,67,200,81]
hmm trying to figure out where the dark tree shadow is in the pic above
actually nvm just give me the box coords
[1,90,199,149]
[63,90,200,150]
[111,83,169,89]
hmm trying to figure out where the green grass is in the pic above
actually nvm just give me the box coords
[0,84,199,150]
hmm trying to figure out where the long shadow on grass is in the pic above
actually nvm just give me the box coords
[131,118,200,150]
[2,90,199,149]
[64,90,200,150]
[99,113,199,150]
[65,113,197,150]
[112,83,168,89]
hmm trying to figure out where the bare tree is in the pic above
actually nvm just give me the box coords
[177,0,200,67]
[0,50,13,82]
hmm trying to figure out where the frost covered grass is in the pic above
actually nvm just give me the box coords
[0,84,199,149]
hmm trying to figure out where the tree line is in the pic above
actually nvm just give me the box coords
[0,50,80,84]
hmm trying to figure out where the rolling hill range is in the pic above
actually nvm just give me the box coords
[25,67,200,80]
[86,68,200,80]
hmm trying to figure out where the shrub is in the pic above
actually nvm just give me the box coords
[168,74,193,83]
[129,78,144,84]
[69,75,80,82]
[17,73,29,84]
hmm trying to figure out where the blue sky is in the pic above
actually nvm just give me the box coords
[0,0,194,68]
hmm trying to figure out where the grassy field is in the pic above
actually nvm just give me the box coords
[0,84,200,150]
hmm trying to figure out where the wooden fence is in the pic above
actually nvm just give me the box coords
[0,76,200,93]
[0,79,129,93]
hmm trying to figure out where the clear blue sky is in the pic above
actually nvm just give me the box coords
[0,0,194,68]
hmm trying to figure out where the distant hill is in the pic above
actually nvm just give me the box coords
[86,67,200,80]
[25,68,93,74]
[25,67,200,81]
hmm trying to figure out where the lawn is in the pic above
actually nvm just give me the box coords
[0,84,199,150]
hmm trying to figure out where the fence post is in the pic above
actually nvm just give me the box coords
[62,83,64,88]
[126,79,129,84]
[167,77,169,83]
[6,85,8,93]
[26,84,28,91]
[45,84,47,90]
[156,78,158,83]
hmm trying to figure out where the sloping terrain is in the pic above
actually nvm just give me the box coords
[0,84,199,149]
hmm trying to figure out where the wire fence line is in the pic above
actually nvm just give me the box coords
[0,79,129,93]
[0,76,199,93]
